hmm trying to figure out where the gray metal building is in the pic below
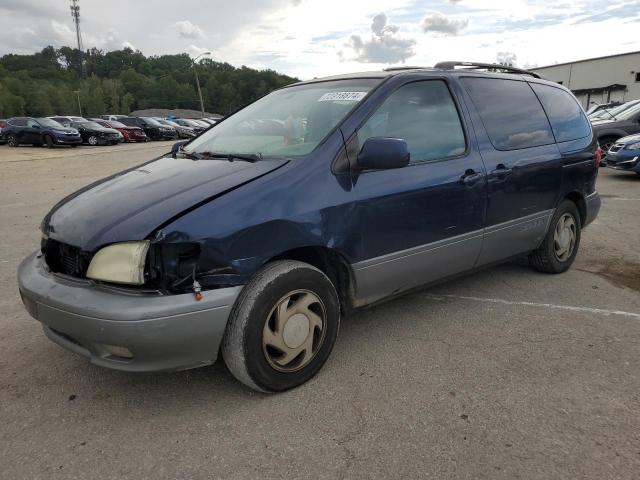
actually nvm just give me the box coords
[531,51,640,110]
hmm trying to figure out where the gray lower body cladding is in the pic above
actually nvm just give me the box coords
[18,252,242,372]
[351,209,555,305]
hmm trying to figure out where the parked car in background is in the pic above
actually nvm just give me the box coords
[0,119,7,144]
[586,101,622,116]
[173,118,206,133]
[69,120,123,145]
[100,114,128,121]
[591,102,640,163]
[154,118,196,139]
[90,119,148,143]
[18,63,601,392]
[49,116,87,126]
[604,134,640,175]
[589,99,640,121]
[119,117,178,140]
[3,117,82,147]
[192,119,211,129]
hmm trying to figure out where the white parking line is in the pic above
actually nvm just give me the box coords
[422,293,640,320]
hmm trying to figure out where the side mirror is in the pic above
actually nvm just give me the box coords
[171,141,188,158]
[357,137,410,170]
[31,124,41,129]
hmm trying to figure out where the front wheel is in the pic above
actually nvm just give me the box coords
[222,260,340,393]
[44,135,54,148]
[88,135,98,146]
[529,200,581,273]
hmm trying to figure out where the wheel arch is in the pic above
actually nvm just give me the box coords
[267,246,356,314]
[563,191,586,227]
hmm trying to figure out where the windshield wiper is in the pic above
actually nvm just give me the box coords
[186,151,263,162]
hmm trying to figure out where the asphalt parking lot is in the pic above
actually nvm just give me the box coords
[1,143,639,479]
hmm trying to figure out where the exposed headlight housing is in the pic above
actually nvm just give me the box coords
[86,241,150,285]
[625,141,640,150]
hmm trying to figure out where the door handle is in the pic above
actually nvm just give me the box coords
[459,169,484,186]
[490,164,512,178]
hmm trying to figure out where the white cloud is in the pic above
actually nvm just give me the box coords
[173,20,205,40]
[422,12,469,36]
[496,51,517,66]
[340,12,416,64]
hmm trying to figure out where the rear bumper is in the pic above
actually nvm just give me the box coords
[584,191,600,227]
[17,252,242,372]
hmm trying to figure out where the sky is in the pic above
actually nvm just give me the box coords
[1,0,639,79]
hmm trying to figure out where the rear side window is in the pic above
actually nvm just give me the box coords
[530,83,590,142]
[9,118,27,126]
[358,80,466,164]
[461,77,554,150]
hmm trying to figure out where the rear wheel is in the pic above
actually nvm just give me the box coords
[529,200,581,273]
[222,260,340,393]
[6,135,18,147]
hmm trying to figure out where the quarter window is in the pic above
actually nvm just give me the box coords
[530,83,591,143]
[358,80,466,164]
[461,77,554,150]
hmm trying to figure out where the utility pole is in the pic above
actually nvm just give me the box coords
[74,90,82,117]
[69,0,85,77]
[192,52,211,118]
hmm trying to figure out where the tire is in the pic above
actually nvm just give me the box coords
[6,135,18,147]
[598,136,618,164]
[44,135,54,148]
[88,135,98,146]
[529,200,581,274]
[222,260,340,393]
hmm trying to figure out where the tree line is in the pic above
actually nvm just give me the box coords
[0,46,299,118]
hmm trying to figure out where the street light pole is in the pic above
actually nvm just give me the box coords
[191,52,211,118]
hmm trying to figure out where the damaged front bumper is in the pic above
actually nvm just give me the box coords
[17,252,242,372]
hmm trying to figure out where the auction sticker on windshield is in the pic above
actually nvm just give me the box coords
[317,91,367,102]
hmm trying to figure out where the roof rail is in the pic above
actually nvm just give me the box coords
[383,66,427,72]
[434,61,541,79]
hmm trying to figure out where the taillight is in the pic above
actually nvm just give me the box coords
[595,147,603,167]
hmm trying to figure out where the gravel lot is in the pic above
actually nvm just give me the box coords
[1,143,639,479]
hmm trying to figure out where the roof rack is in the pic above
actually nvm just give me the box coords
[434,61,541,79]
[383,66,427,72]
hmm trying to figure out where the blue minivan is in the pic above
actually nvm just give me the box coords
[18,62,601,392]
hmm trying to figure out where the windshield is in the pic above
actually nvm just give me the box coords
[142,117,162,126]
[178,119,200,127]
[185,78,380,158]
[37,118,63,128]
[617,102,640,120]
[108,121,127,128]
[78,122,104,129]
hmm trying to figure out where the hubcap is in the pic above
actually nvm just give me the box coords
[601,141,614,161]
[262,290,326,372]
[89,136,97,145]
[553,213,576,261]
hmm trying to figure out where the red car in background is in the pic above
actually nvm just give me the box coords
[0,119,7,144]
[90,119,148,143]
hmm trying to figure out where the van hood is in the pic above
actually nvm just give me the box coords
[42,155,288,251]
